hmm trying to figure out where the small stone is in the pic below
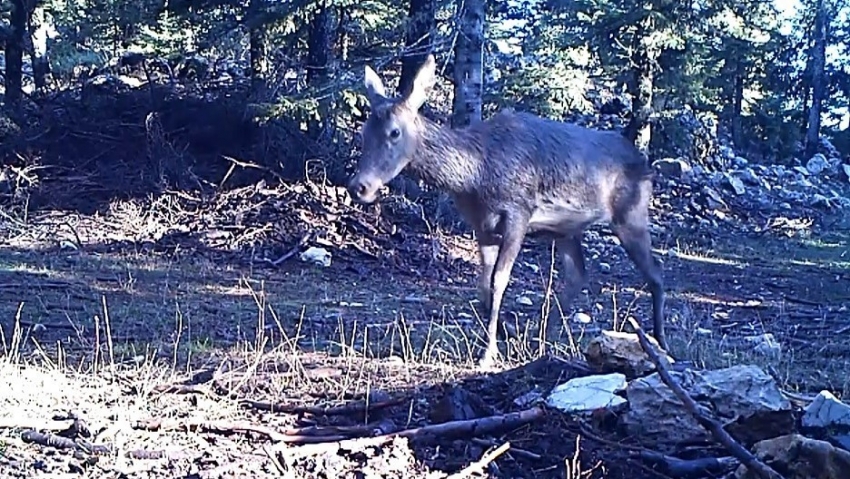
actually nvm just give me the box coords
[793,165,811,176]
[723,173,746,195]
[653,157,691,179]
[599,262,611,273]
[806,153,829,175]
[745,333,781,357]
[514,388,543,407]
[571,312,592,324]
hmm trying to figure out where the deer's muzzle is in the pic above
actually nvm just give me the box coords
[347,174,382,204]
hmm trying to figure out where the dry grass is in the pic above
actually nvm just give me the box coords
[0,201,849,478]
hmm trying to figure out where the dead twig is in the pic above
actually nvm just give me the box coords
[626,317,787,479]
[638,450,739,477]
[470,437,541,461]
[447,442,511,479]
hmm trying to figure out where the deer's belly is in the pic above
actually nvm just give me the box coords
[528,203,605,235]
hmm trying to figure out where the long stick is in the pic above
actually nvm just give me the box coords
[626,318,786,479]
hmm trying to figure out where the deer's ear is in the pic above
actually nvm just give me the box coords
[404,54,436,111]
[364,65,387,104]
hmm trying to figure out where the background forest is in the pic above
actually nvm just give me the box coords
[0,0,848,219]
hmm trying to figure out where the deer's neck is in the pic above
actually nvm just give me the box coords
[407,117,482,193]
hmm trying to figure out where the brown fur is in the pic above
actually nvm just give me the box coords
[347,55,667,368]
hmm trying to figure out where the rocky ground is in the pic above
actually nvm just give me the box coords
[1,136,850,478]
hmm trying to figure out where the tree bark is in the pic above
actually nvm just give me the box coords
[624,46,654,153]
[247,0,267,91]
[399,0,437,97]
[307,0,332,87]
[804,0,827,160]
[5,0,27,109]
[451,0,485,128]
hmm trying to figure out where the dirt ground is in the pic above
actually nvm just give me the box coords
[1,177,849,479]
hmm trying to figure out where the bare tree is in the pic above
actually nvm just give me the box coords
[451,0,485,128]
[399,0,437,97]
[804,0,827,160]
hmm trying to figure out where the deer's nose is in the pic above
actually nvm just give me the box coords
[347,176,379,203]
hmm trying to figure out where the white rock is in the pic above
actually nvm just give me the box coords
[842,164,850,182]
[546,373,627,413]
[802,390,850,429]
[806,154,829,175]
[516,296,533,306]
[571,312,592,324]
[300,247,331,267]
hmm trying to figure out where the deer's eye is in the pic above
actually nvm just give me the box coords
[389,128,401,140]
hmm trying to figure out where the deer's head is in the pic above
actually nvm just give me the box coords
[347,55,437,203]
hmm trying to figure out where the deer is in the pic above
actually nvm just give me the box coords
[346,54,667,369]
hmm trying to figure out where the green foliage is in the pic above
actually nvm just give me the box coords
[6,0,850,167]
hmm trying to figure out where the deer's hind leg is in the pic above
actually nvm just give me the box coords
[549,234,588,343]
[611,181,667,350]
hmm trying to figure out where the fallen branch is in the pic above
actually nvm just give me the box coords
[240,396,407,418]
[0,419,75,431]
[132,418,395,445]
[638,450,739,477]
[275,406,546,456]
[151,384,213,395]
[626,317,786,479]
[133,419,291,442]
[21,430,111,455]
[447,442,511,479]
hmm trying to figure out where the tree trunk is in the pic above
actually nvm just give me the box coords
[307,0,332,87]
[29,10,51,93]
[804,0,827,160]
[731,67,744,149]
[247,0,267,91]
[624,50,654,153]
[399,0,437,97]
[451,0,485,128]
[5,0,26,109]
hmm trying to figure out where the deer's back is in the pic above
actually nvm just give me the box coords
[469,111,651,234]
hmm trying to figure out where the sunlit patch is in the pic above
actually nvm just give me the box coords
[653,247,746,267]
[676,291,768,309]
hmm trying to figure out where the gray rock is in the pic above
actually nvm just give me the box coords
[733,156,749,168]
[620,365,795,451]
[653,157,692,179]
[802,390,850,429]
[723,173,746,195]
[807,154,829,175]
[793,165,811,176]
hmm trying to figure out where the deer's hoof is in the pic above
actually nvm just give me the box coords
[476,352,501,372]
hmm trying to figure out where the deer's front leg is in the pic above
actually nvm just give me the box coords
[479,213,528,370]
[476,238,500,317]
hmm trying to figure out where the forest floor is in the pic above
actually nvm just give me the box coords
[1,178,849,479]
